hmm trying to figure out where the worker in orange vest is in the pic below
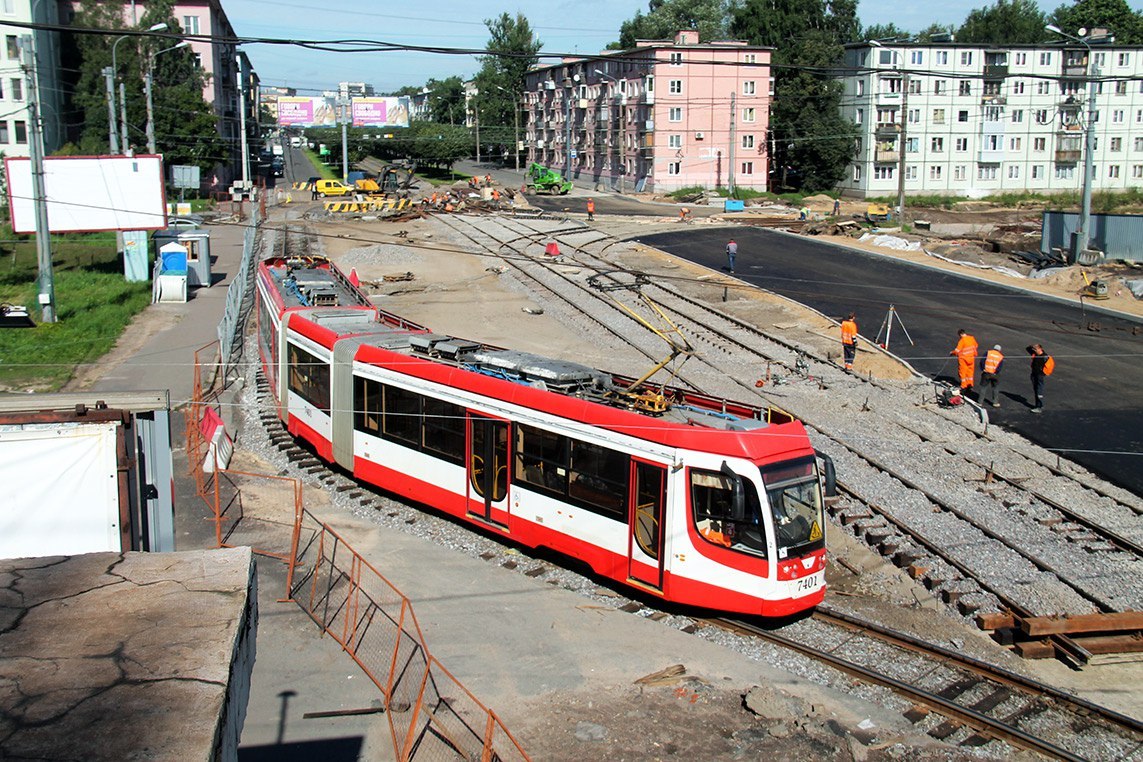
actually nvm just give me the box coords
[586,198,595,222]
[950,329,979,393]
[840,313,858,370]
[980,344,1004,408]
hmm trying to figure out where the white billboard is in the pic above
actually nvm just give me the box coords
[5,155,168,233]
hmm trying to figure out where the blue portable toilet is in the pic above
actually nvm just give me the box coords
[152,228,212,287]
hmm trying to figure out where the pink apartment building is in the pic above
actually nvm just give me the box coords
[62,0,252,186]
[524,30,772,193]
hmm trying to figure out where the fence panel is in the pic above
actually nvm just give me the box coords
[1040,210,1143,263]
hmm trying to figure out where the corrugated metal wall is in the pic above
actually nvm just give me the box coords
[1041,211,1143,263]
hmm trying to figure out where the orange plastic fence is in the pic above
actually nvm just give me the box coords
[286,509,529,762]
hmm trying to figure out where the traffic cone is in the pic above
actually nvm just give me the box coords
[544,242,560,257]
[349,268,360,287]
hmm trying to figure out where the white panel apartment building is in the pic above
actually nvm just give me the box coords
[0,0,64,157]
[837,42,1143,198]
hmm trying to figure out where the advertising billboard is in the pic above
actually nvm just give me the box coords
[277,96,338,127]
[351,97,411,127]
[5,155,167,233]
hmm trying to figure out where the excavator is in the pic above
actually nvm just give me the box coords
[527,163,573,195]
[353,162,419,198]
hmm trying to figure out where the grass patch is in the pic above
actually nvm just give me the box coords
[302,148,338,179]
[0,270,152,391]
[0,229,120,286]
[417,166,471,187]
[667,186,707,201]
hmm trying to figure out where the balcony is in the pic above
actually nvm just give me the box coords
[640,135,653,149]
[641,91,655,105]
[981,95,1007,106]
[875,123,899,137]
[1061,61,1088,78]
[875,149,899,163]
[1055,149,1081,163]
[983,64,1009,79]
[642,120,654,131]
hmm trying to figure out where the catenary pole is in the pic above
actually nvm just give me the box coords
[104,66,119,153]
[22,37,55,322]
[896,69,908,222]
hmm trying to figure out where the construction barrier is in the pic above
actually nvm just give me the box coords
[287,509,529,762]
[292,181,312,191]
[322,198,414,214]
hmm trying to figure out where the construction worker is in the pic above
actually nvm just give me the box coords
[980,344,1004,408]
[586,198,595,222]
[725,239,737,273]
[1026,343,1053,413]
[679,207,690,222]
[950,328,978,393]
[840,313,858,370]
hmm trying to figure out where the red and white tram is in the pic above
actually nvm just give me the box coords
[256,255,829,617]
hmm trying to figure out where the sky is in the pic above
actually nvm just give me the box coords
[223,0,1143,95]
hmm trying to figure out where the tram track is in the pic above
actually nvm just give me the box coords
[711,608,1143,761]
[427,212,1143,663]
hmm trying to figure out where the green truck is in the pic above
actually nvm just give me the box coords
[527,163,573,195]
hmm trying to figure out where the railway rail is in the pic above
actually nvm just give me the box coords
[427,212,1143,663]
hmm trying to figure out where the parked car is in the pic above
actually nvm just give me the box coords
[313,179,352,197]
[271,157,284,177]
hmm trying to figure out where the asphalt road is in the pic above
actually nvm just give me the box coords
[527,192,719,219]
[634,226,1143,497]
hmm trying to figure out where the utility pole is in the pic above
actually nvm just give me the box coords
[896,70,909,222]
[104,66,119,154]
[728,92,737,195]
[22,37,55,323]
[618,88,626,194]
[564,78,574,179]
[119,81,129,154]
[512,97,519,172]
[340,98,349,183]
[144,68,155,154]
[237,54,249,185]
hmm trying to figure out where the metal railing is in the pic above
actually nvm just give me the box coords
[217,222,260,382]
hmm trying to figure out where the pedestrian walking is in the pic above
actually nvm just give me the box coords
[310,183,318,201]
[725,239,738,273]
[586,198,595,222]
[840,313,858,370]
[980,344,1004,407]
[833,198,841,216]
[950,328,978,393]
[1026,343,1054,413]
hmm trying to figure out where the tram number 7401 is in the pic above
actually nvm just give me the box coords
[795,574,823,593]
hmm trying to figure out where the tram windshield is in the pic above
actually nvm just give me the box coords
[691,466,769,559]
[760,457,824,559]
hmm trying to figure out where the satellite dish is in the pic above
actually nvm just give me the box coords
[1078,27,1088,36]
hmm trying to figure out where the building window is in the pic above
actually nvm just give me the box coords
[10,78,20,101]
[876,107,897,124]
[931,137,944,152]
[1013,81,1025,95]
[1034,137,1046,151]
[853,164,862,181]
[182,15,200,34]
[1118,52,1130,66]
[932,108,945,123]
[0,122,7,142]
[0,0,11,13]
[930,165,942,180]
[984,106,1002,121]
[908,108,920,123]
[668,107,682,122]
[936,51,948,65]
[873,165,894,180]
[744,53,756,64]
[1035,109,1050,124]
[978,164,997,180]
[960,51,973,66]
[668,134,682,149]
[1011,109,1023,122]
[934,79,946,95]
[1010,137,1021,151]
[1055,165,1074,180]
[910,51,923,65]
[668,161,681,175]
[669,79,682,94]
[1116,81,1128,96]
[1111,137,1122,152]
[741,161,753,175]
[1032,165,1043,179]
[954,165,966,180]
[1015,52,1026,65]
[1109,164,1120,178]
[959,80,971,96]
[5,35,16,59]
[908,79,922,95]
[958,110,969,122]
[955,137,968,152]
[906,137,918,152]
[742,134,754,149]
[1095,52,1106,67]
[1037,81,1050,95]
[669,52,683,66]
[856,80,864,96]
[742,107,756,122]
[984,134,1000,151]
[904,165,917,180]
[855,108,863,124]
[1133,164,1143,179]
[1113,109,1125,123]
[882,76,902,95]
[1039,52,1051,66]
[1007,165,1020,179]
[743,80,756,95]
[1135,137,1143,151]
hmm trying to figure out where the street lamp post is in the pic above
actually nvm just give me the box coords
[594,69,626,194]
[145,41,189,154]
[493,85,519,172]
[1046,24,1107,261]
[112,21,167,155]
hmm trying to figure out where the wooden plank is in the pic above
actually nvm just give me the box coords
[1072,634,1143,655]
[1020,611,1143,636]
[976,612,1015,631]
[1012,639,1055,659]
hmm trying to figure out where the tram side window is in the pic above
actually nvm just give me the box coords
[354,375,381,434]
[569,440,628,519]
[382,384,420,446]
[422,396,465,466]
[258,300,277,365]
[515,424,567,494]
[691,469,767,558]
[287,343,330,413]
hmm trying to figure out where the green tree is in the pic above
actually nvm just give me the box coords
[861,22,911,41]
[64,0,224,173]
[958,0,1047,43]
[609,0,732,49]
[1049,0,1143,44]
[731,0,859,192]
[426,76,466,125]
[473,13,541,136]
[915,23,957,41]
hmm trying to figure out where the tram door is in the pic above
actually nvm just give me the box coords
[467,414,509,524]
[628,460,666,589]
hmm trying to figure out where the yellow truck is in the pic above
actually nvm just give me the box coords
[314,179,353,197]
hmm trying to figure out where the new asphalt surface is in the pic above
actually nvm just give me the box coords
[631,225,1143,497]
